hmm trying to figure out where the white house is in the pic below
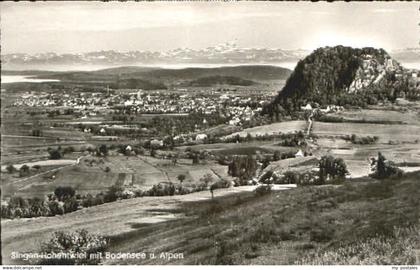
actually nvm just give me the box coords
[295,149,304,158]
[150,139,164,147]
[301,104,313,111]
[195,134,208,142]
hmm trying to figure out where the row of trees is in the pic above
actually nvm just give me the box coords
[2,171,233,219]
[6,164,41,178]
[347,134,379,145]
[1,187,80,219]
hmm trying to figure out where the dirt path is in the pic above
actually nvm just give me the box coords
[1,184,294,264]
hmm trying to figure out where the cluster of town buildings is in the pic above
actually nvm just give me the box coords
[12,89,271,126]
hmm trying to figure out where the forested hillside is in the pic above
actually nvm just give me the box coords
[263,46,419,118]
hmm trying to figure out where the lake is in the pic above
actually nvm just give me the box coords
[1,75,60,84]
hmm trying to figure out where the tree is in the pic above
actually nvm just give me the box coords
[370,152,403,179]
[172,154,178,166]
[273,150,281,161]
[98,144,108,156]
[150,148,157,158]
[283,171,299,184]
[228,155,258,185]
[19,165,30,177]
[192,153,200,165]
[63,197,79,213]
[32,129,43,137]
[261,156,271,169]
[177,174,186,185]
[6,164,16,174]
[28,197,50,217]
[319,155,348,184]
[49,149,62,160]
[200,173,213,188]
[54,186,76,201]
[48,201,65,216]
[210,184,216,199]
[104,185,124,202]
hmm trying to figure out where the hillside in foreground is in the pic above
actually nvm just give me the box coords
[2,171,419,265]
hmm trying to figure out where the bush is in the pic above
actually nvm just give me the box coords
[54,186,76,201]
[98,144,108,156]
[19,165,31,177]
[298,226,419,265]
[6,164,16,174]
[282,171,300,184]
[63,197,79,213]
[32,165,41,170]
[145,183,178,196]
[49,149,62,160]
[48,201,65,216]
[104,185,125,202]
[39,229,108,265]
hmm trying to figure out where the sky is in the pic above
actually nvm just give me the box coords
[1,1,419,54]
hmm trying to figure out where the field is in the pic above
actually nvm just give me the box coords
[310,106,420,179]
[2,171,419,265]
[224,120,307,139]
[2,154,233,198]
[330,109,420,125]
[312,122,420,143]
[177,142,296,155]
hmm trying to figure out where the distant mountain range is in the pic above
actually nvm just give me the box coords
[2,45,418,71]
[0,44,309,70]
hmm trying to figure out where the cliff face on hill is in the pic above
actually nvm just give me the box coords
[347,52,401,92]
[263,46,419,117]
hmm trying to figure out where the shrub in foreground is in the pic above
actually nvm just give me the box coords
[297,226,419,265]
[39,229,108,265]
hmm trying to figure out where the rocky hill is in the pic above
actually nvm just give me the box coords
[263,46,419,117]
